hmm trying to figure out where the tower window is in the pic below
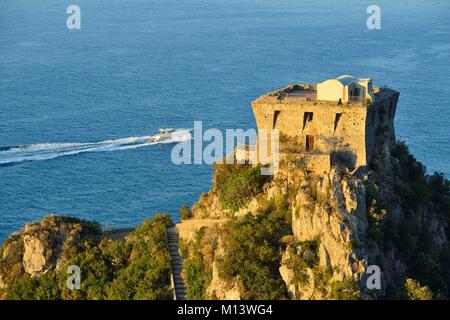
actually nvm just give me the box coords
[334,113,342,133]
[306,135,314,151]
[303,112,313,129]
[273,111,281,129]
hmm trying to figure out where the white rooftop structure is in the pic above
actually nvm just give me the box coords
[317,75,374,103]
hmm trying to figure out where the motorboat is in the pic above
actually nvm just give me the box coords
[148,128,176,142]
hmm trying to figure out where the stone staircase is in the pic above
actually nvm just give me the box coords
[167,226,186,300]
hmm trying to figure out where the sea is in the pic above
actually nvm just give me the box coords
[1,0,449,241]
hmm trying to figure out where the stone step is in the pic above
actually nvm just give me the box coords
[167,226,187,301]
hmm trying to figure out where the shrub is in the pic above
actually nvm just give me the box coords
[218,204,291,299]
[180,205,192,220]
[327,279,360,300]
[286,240,320,285]
[365,182,387,240]
[184,259,207,300]
[183,228,212,300]
[217,164,269,212]
[405,278,433,300]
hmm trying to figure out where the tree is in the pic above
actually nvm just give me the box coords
[405,278,433,300]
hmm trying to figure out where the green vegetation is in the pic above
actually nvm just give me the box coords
[405,278,433,300]
[365,182,387,241]
[327,279,360,300]
[213,162,270,212]
[391,143,450,298]
[179,205,192,220]
[285,239,354,299]
[181,227,214,300]
[217,194,292,299]
[286,240,319,285]
[368,141,450,299]
[1,214,173,300]
[41,215,102,235]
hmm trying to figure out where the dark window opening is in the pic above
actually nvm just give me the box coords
[350,88,364,102]
[306,135,314,151]
[273,111,281,129]
[303,112,313,129]
[334,113,342,133]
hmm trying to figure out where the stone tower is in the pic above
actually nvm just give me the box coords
[249,76,400,174]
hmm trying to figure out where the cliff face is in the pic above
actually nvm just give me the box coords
[179,138,450,300]
[0,216,98,288]
[282,167,368,299]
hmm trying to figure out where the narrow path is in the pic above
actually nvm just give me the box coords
[167,226,186,300]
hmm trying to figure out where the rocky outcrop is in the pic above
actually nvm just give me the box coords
[0,216,100,287]
[206,261,241,300]
[22,235,47,275]
[192,192,228,219]
[0,215,174,300]
[291,169,367,282]
[279,247,319,299]
[179,138,449,300]
[177,219,225,243]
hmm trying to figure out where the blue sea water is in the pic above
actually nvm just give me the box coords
[1,0,449,241]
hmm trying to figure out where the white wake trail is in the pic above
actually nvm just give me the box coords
[0,129,192,166]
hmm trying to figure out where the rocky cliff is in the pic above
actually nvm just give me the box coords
[178,139,450,300]
[0,143,448,300]
[0,216,99,286]
[0,215,173,300]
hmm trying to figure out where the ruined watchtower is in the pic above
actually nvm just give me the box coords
[249,75,400,174]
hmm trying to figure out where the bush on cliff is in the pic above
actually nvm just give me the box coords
[217,196,291,299]
[184,259,207,300]
[367,141,450,298]
[405,278,433,300]
[327,279,360,300]
[213,163,270,212]
[179,205,192,220]
[181,227,215,300]
[107,214,173,300]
